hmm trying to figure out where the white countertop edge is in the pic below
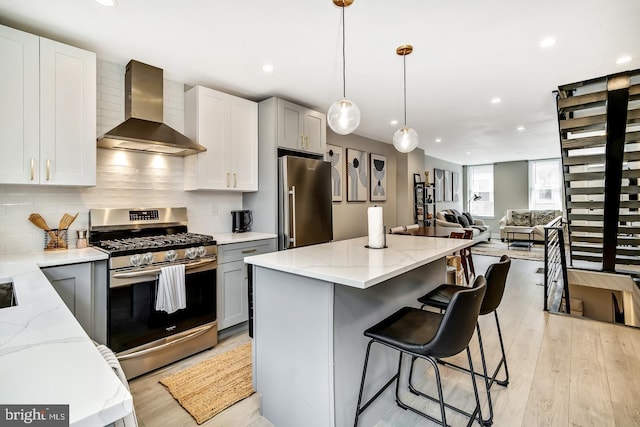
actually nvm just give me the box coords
[214,232,277,245]
[245,235,473,289]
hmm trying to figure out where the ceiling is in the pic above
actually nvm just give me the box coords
[1,0,639,165]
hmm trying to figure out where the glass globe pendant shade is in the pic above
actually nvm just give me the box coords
[392,126,419,153]
[327,98,361,135]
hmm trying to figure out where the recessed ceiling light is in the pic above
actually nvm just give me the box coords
[262,64,274,72]
[95,0,117,6]
[539,37,556,48]
[390,120,398,125]
[616,55,632,64]
[491,97,501,104]
[466,151,471,155]
[435,138,442,143]
[517,126,525,131]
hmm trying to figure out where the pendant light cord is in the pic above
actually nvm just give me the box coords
[341,3,346,98]
[403,54,407,126]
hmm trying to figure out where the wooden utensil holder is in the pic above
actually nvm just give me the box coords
[44,228,68,251]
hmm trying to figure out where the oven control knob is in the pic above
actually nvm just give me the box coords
[142,252,155,265]
[130,254,142,267]
[165,250,177,262]
[197,246,207,257]
[185,247,198,259]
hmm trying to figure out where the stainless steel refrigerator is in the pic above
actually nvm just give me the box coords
[278,156,333,249]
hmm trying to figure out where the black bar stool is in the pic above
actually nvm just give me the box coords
[354,276,487,427]
[413,254,511,426]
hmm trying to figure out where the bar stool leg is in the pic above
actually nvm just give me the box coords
[493,311,510,387]
[475,324,494,426]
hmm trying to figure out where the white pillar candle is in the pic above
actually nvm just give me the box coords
[367,206,385,248]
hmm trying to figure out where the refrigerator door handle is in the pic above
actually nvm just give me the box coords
[289,185,296,247]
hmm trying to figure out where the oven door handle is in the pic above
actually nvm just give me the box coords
[116,323,216,361]
[112,258,217,279]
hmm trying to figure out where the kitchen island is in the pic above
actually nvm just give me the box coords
[244,234,472,427]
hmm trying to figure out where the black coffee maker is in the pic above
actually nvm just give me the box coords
[231,210,252,233]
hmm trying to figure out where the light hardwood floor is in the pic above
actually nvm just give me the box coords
[130,255,640,426]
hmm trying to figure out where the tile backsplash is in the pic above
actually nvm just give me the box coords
[0,59,242,254]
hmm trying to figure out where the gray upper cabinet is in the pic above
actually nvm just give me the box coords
[276,98,326,156]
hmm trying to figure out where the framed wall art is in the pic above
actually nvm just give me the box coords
[346,148,368,202]
[325,144,343,202]
[444,170,453,201]
[452,171,460,202]
[370,153,387,202]
[434,168,444,202]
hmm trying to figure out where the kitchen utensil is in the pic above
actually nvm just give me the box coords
[29,213,58,248]
[56,212,78,247]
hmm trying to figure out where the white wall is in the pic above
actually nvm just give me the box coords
[0,60,242,254]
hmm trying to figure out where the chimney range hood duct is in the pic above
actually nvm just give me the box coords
[97,60,206,156]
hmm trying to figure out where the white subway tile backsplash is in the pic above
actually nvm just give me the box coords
[0,59,242,254]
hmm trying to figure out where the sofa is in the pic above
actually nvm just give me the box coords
[434,209,491,243]
[499,209,563,242]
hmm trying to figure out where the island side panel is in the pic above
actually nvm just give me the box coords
[333,257,447,427]
[253,266,335,427]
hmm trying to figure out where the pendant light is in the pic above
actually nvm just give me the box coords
[393,45,419,153]
[327,0,360,135]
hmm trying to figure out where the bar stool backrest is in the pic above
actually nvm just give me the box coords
[421,276,487,359]
[480,255,511,315]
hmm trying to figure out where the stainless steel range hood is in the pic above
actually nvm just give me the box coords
[97,60,206,156]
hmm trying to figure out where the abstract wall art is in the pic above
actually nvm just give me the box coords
[370,153,387,202]
[346,148,368,202]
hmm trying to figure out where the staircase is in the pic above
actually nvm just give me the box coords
[556,69,640,272]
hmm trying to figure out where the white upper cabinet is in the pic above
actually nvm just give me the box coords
[0,24,96,186]
[276,98,326,156]
[0,25,40,184]
[40,38,96,186]
[184,85,258,191]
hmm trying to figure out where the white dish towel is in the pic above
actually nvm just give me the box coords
[155,264,186,314]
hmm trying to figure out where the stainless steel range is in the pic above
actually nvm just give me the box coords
[89,207,217,379]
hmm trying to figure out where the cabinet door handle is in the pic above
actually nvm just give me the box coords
[241,248,257,254]
[30,158,35,181]
[300,135,304,148]
[46,159,51,181]
[305,136,310,149]
[233,173,237,187]
[226,172,230,188]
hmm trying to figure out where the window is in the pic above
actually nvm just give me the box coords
[467,164,494,217]
[529,159,563,210]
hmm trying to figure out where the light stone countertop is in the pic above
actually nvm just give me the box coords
[244,234,472,289]
[213,232,277,245]
[0,248,133,427]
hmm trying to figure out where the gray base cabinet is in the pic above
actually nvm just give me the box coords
[41,261,107,343]
[217,239,276,330]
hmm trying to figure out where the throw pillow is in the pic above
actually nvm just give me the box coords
[457,215,470,227]
[511,211,531,226]
[444,213,457,224]
[450,209,462,217]
[462,212,475,225]
[532,210,557,225]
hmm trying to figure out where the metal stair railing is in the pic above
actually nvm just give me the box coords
[543,217,570,312]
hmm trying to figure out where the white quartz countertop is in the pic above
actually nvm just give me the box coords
[214,232,277,245]
[0,248,133,426]
[244,234,472,289]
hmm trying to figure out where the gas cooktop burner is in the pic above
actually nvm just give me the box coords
[97,232,215,253]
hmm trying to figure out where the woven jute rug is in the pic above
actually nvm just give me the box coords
[159,341,254,424]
